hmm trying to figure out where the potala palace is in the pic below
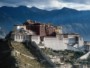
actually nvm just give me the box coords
[11,20,90,52]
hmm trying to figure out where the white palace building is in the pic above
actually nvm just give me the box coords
[11,20,85,52]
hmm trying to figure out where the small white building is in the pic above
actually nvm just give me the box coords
[12,25,34,42]
[12,31,30,42]
[61,33,84,51]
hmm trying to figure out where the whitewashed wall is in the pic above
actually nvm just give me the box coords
[78,37,84,47]
[14,35,30,42]
[44,37,67,50]
[31,35,84,51]
[31,36,40,44]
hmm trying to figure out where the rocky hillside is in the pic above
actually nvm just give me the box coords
[0,39,16,68]
[0,37,55,68]
[10,41,44,68]
[10,41,55,68]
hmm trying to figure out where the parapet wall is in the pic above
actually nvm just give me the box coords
[31,35,84,51]
[44,37,67,50]
[31,36,40,44]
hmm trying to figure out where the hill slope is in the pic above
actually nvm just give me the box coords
[10,41,55,68]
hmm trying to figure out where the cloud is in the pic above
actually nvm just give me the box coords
[0,0,90,10]
[61,0,90,4]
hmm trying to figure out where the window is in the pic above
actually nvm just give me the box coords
[69,38,75,44]
[75,36,78,41]
[40,36,44,41]
[15,35,18,39]
[63,35,68,38]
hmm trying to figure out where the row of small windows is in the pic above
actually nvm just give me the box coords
[15,35,29,40]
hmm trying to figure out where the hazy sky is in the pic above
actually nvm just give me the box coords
[0,0,90,10]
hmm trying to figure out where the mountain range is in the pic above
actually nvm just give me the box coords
[0,6,90,40]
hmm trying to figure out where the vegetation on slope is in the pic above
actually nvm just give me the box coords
[41,48,84,64]
[10,41,46,68]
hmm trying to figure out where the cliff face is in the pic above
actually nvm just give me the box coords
[0,38,54,68]
[10,41,45,68]
[10,41,54,68]
[0,39,16,68]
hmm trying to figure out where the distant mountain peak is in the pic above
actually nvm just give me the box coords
[30,6,48,12]
[30,6,39,9]
[30,6,41,11]
[62,7,71,9]
[19,5,27,7]
[61,7,78,11]
[0,6,90,41]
